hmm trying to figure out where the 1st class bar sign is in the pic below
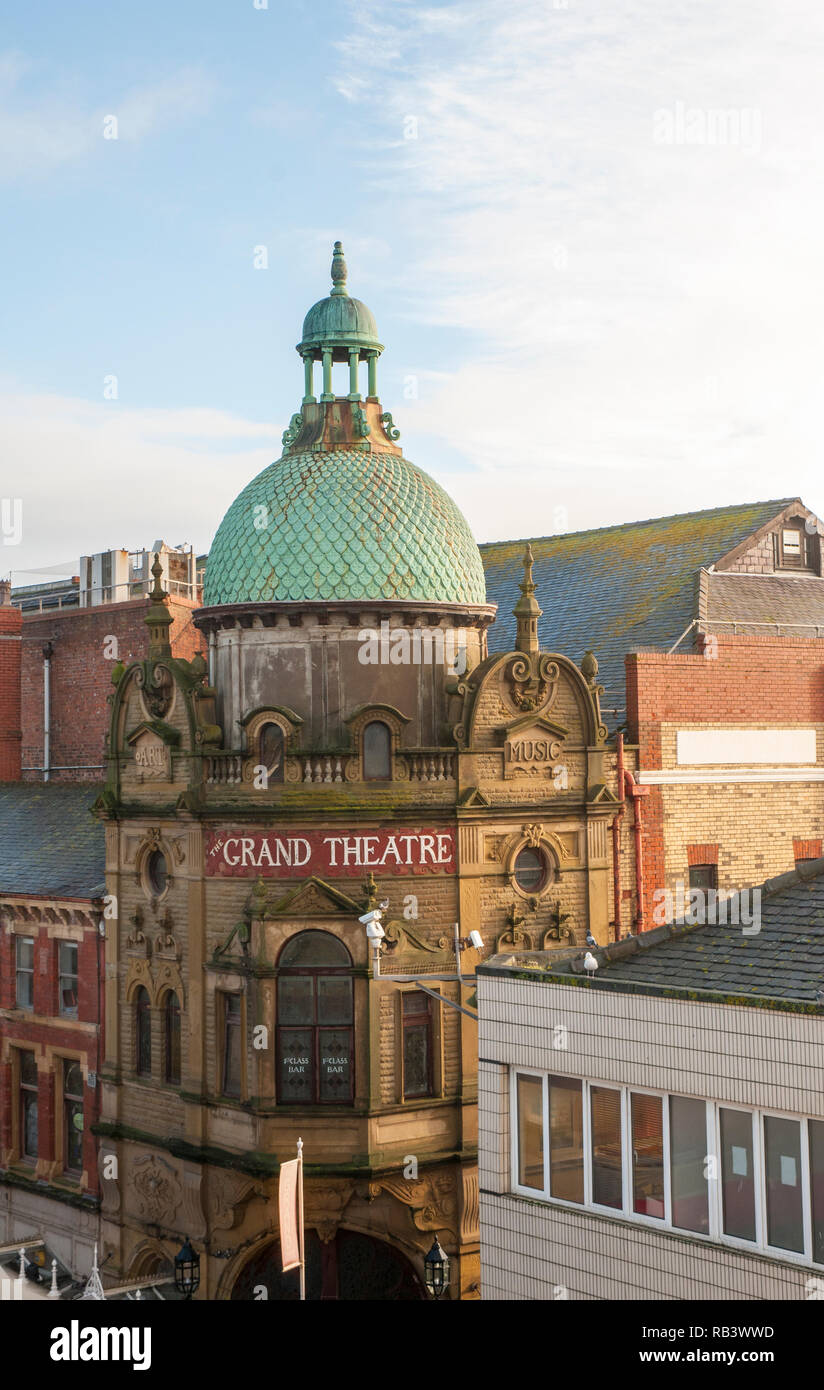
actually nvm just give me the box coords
[205,827,457,878]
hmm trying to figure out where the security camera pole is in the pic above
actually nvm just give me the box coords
[360,908,482,1021]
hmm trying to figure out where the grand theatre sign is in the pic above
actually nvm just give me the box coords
[205,827,456,878]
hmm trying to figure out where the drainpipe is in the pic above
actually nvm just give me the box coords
[42,641,54,783]
[627,772,646,930]
[612,734,625,940]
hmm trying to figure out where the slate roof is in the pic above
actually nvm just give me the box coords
[0,784,105,899]
[705,571,824,635]
[480,498,793,714]
[483,859,824,1007]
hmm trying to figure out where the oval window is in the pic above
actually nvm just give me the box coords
[146,850,168,897]
[514,846,549,893]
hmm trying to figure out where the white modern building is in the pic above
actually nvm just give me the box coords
[477,858,824,1299]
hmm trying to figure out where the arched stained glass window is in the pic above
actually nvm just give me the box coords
[277,932,354,1105]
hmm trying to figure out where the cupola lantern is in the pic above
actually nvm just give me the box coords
[297,241,384,404]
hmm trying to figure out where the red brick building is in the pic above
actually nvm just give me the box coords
[484,498,824,934]
[0,555,201,1279]
[0,784,106,1276]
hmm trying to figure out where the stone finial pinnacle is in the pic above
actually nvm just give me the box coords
[145,552,172,657]
[523,543,535,590]
[149,552,167,602]
[330,240,348,297]
[513,542,542,656]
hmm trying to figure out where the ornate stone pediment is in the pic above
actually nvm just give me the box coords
[502,713,569,781]
[265,876,363,919]
[127,722,179,781]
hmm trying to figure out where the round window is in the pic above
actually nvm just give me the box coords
[146,850,168,897]
[513,846,549,893]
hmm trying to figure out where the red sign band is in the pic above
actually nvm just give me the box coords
[205,827,456,878]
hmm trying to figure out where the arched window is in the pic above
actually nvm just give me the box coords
[164,991,181,1085]
[258,722,285,783]
[362,720,392,781]
[277,931,354,1105]
[135,987,151,1077]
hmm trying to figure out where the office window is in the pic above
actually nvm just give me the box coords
[19,1051,38,1161]
[164,992,181,1085]
[591,1086,623,1209]
[402,992,434,1099]
[58,941,78,1017]
[16,937,34,1010]
[631,1092,665,1218]
[516,1074,544,1191]
[669,1096,709,1233]
[63,1060,84,1174]
[277,932,354,1104]
[221,993,243,1098]
[764,1115,803,1252]
[511,1074,824,1268]
[549,1076,584,1203]
[135,986,151,1077]
[810,1120,824,1265]
[362,721,392,781]
[720,1107,757,1241]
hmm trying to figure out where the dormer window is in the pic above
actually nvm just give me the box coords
[775,524,818,572]
[781,528,802,565]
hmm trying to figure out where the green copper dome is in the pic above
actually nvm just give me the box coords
[298,242,383,362]
[203,445,487,607]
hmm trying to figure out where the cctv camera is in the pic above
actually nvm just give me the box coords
[365,921,385,941]
[468,930,483,951]
[358,909,382,927]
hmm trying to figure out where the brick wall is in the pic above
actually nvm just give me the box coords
[20,598,205,781]
[0,903,102,1195]
[626,636,824,919]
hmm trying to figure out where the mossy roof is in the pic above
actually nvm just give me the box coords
[480,498,793,715]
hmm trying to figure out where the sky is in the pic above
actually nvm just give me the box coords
[2,0,824,580]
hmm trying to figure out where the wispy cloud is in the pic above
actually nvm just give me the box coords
[0,57,215,180]
[0,392,274,575]
[335,0,824,537]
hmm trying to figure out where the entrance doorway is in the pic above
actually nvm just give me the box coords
[230,1229,425,1300]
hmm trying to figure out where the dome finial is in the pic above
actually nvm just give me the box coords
[330,241,348,297]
